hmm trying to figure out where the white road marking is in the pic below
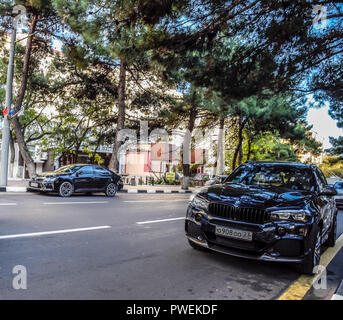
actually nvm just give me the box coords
[136,217,185,225]
[0,192,34,195]
[125,199,187,203]
[0,226,112,240]
[43,201,108,205]
[0,203,17,206]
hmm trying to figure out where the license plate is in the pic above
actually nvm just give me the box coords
[215,225,253,242]
[30,182,39,188]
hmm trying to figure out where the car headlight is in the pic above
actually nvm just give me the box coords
[270,210,310,222]
[190,195,209,212]
[44,177,57,183]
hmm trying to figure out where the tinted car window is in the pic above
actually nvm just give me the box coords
[94,167,111,175]
[314,168,327,190]
[78,166,94,175]
[55,165,83,173]
[318,169,327,185]
[227,165,314,191]
[229,165,252,184]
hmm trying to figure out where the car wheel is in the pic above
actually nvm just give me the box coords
[299,226,322,275]
[188,239,208,252]
[59,181,73,197]
[325,213,337,247]
[105,183,117,197]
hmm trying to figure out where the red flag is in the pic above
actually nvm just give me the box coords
[2,106,8,116]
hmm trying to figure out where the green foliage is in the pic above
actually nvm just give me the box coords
[243,132,298,163]
[327,136,343,156]
[82,147,104,165]
[2,0,338,175]
[319,156,343,178]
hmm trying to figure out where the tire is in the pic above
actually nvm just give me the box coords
[325,213,337,247]
[188,239,208,251]
[58,181,73,197]
[105,183,117,197]
[298,225,322,275]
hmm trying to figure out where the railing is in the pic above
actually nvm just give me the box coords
[122,175,159,186]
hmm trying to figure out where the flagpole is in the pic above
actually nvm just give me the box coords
[0,23,16,186]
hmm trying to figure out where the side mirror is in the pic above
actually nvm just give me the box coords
[76,171,82,177]
[320,186,337,196]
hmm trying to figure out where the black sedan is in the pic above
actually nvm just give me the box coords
[333,181,343,209]
[205,175,229,186]
[186,161,338,274]
[28,164,122,197]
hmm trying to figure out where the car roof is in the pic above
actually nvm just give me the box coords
[244,161,315,169]
[64,164,98,167]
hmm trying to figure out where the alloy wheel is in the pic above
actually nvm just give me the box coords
[60,182,73,197]
[106,183,117,196]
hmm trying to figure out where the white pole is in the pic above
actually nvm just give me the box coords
[0,23,16,186]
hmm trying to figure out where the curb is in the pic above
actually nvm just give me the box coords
[331,280,343,300]
[0,187,27,192]
[0,187,193,194]
[119,189,193,194]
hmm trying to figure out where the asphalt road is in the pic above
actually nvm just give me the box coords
[0,192,342,300]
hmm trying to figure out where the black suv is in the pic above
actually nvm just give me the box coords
[186,161,338,274]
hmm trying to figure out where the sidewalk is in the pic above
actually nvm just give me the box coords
[0,179,29,192]
[1,179,196,193]
[7,179,30,187]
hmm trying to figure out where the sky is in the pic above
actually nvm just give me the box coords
[307,103,343,150]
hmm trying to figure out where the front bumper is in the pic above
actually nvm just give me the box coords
[28,180,55,192]
[185,207,313,263]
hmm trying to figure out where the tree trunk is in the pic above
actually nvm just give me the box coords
[182,107,197,190]
[12,118,36,177]
[9,131,15,178]
[212,117,225,176]
[232,117,246,170]
[246,138,252,161]
[10,15,38,178]
[109,59,126,172]
[16,149,24,179]
[238,141,243,166]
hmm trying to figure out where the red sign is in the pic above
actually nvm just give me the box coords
[2,106,8,116]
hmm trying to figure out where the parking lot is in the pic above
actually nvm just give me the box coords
[0,192,342,300]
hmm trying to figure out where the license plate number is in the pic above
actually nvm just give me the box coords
[215,226,253,241]
[31,182,39,188]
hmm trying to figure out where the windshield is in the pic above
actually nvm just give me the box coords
[55,165,83,173]
[227,165,315,191]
